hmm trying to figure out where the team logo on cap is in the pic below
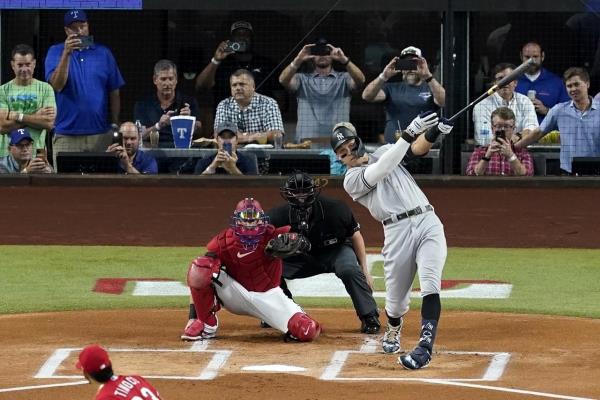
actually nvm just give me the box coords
[70,10,79,18]
[336,132,345,140]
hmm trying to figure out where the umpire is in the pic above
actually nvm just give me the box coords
[267,172,381,334]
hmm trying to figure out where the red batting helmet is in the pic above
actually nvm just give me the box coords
[230,198,269,250]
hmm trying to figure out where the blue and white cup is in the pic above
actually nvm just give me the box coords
[170,116,196,148]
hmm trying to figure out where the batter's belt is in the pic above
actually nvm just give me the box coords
[382,205,433,226]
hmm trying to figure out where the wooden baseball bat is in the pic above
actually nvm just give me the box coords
[448,58,535,122]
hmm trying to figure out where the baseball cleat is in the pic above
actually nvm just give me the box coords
[398,346,431,370]
[361,315,381,334]
[181,316,218,341]
[382,320,402,354]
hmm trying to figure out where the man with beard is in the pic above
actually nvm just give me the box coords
[362,46,446,144]
[278,38,365,142]
[515,41,569,124]
[515,67,600,174]
[134,59,201,148]
[106,122,157,174]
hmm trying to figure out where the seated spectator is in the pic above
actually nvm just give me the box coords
[278,38,365,142]
[214,69,284,145]
[106,122,157,174]
[516,67,600,174]
[473,63,538,146]
[195,121,258,175]
[515,41,569,124]
[466,107,533,176]
[0,129,53,174]
[0,44,55,158]
[362,46,445,144]
[134,59,201,148]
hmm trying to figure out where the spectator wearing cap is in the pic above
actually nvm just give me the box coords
[214,69,284,146]
[134,59,202,148]
[0,128,53,174]
[106,122,157,174]
[77,344,163,400]
[45,9,125,167]
[194,121,258,175]
[196,20,280,106]
[0,44,56,158]
[279,37,365,142]
[362,46,446,144]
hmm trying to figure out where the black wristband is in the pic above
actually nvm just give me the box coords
[424,75,434,83]
[424,125,441,143]
[401,131,416,143]
[341,58,350,66]
[481,156,491,162]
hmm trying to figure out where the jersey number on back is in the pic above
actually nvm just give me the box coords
[131,387,160,400]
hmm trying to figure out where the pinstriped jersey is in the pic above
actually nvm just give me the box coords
[343,144,430,222]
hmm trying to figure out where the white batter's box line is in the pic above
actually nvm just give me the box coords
[320,349,510,382]
[34,347,232,381]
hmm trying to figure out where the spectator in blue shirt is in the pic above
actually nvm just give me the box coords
[515,41,569,124]
[45,9,125,167]
[516,67,600,174]
[106,122,157,175]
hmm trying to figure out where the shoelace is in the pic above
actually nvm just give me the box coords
[383,324,401,342]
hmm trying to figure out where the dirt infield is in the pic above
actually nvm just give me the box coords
[0,309,599,400]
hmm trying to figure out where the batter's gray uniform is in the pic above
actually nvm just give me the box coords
[342,143,447,320]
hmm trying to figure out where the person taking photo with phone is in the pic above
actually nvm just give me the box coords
[106,122,157,175]
[466,107,533,176]
[279,37,365,143]
[195,121,258,175]
[362,46,445,144]
[0,129,53,174]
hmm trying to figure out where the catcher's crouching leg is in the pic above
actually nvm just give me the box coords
[285,312,321,342]
[183,256,221,341]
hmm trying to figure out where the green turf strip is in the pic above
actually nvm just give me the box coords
[0,246,598,318]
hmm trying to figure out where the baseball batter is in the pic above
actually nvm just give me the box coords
[330,112,453,369]
[182,197,321,342]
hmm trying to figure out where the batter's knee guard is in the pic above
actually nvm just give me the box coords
[187,256,221,322]
[286,312,321,342]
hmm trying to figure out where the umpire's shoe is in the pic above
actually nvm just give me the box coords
[382,319,402,354]
[399,346,431,370]
[360,315,381,334]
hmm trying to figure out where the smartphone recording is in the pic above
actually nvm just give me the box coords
[395,58,418,71]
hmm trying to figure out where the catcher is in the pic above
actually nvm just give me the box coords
[182,197,321,342]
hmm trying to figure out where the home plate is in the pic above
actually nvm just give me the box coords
[242,365,307,373]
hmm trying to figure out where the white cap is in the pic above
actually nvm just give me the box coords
[400,46,422,58]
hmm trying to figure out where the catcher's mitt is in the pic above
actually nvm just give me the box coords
[265,233,311,258]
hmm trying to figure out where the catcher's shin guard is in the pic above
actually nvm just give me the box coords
[187,256,221,322]
[286,312,321,342]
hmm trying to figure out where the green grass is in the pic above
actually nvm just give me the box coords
[1,246,599,318]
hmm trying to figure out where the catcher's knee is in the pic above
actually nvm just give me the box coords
[287,312,321,342]
[187,256,221,289]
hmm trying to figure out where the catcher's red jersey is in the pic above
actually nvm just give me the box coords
[95,375,161,400]
[207,224,290,292]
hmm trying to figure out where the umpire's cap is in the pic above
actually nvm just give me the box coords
[331,122,365,157]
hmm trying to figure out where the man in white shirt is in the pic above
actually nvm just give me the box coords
[472,62,538,146]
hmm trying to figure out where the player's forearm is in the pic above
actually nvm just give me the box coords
[351,232,368,273]
[364,139,411,185]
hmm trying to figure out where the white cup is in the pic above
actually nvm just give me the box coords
[527,90,536,101]
[273,132,283,149]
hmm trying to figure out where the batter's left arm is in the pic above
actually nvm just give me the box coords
[351,231,373,290]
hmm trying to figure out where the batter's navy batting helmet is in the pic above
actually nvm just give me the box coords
[331,122,365,157]
[280,172,326,209]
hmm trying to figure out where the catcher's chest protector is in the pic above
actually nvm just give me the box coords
[216,227,282,291]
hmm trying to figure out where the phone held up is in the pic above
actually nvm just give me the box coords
[112,130,123,145]
[222,142,233,155]
[395,58,418,71]
[36,148,46,162]
[78,35,94,48]
[495,130,506,143]
[224,40,247,53]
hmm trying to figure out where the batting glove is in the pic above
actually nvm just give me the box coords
[437,118,454,135]
[405,111,439,137]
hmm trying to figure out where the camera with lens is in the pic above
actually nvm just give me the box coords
[225,40,248,53]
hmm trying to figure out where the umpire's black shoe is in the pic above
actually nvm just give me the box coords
[360,315,381,334]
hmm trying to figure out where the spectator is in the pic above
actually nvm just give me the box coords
[516,67,600,174]
[473,62,538,146]
[214,69,284,145]
[0,129,53,174]
[279,38,365,142]
[267,172,380,334]
[196,21,279,105]
[194,121,257,175]
[0,44,55,158]
[362,46,445,144]
[76,344,163,400]
[515,41,569,124]
[134,59,202,148]
[106,122,157,175]
[466,107,533,176]
[45,9,125,167]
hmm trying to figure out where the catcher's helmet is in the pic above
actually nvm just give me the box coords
[331,122,365,157]
[230,198,269,250]
[280,172,325,209]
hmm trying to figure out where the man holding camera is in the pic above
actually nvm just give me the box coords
[106,122,157,175]
[45,9,125,167]
[466,107,533,176]
[195,121,258,175]
[0,129,53,174]
[362,46,445,144]
[279,38,365,142]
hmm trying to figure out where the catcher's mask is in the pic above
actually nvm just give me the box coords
[230,197,269,250]
[331,122,365,158]
[280,172,327,209]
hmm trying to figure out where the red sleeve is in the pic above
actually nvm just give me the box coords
[206,229,228,256]
[273,225,291,237]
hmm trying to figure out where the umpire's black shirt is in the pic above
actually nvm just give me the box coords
[267,195,360,255]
